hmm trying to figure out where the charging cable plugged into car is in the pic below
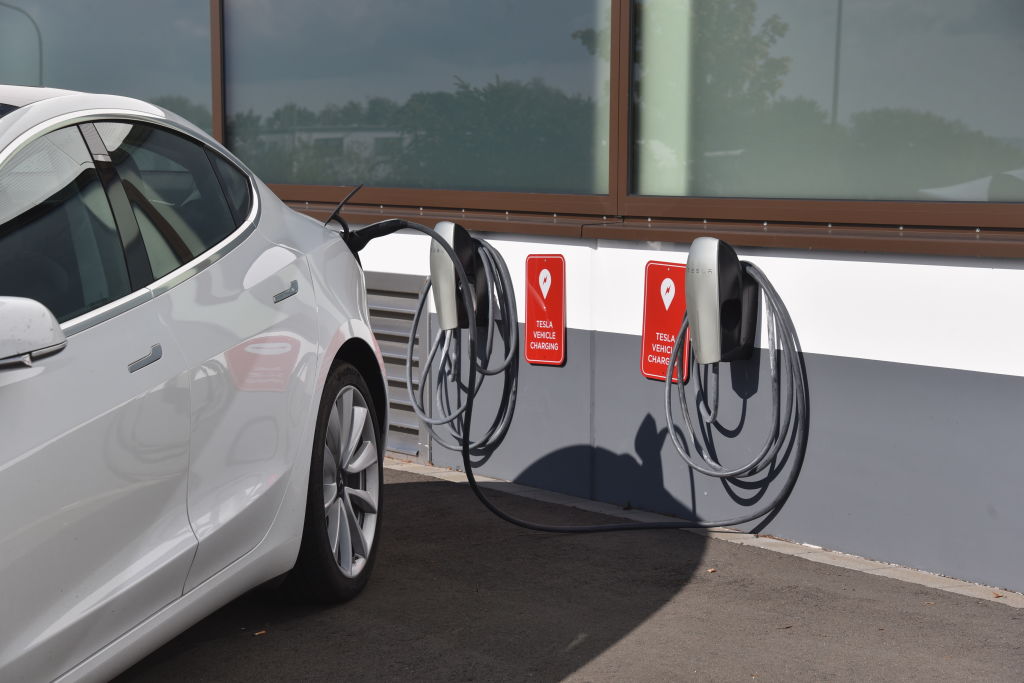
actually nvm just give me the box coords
[339,213,808,534]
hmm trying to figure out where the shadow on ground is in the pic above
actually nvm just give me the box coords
[116,468,708,681]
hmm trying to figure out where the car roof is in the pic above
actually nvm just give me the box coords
[0,84,252,182]
[0,85,211,151]
[0,84,78,109]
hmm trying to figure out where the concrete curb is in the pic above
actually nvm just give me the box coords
[385,456,1024,609]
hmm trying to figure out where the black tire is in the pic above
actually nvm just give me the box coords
[288,362,383,603]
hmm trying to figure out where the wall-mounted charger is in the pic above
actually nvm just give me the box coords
[685,237,758,364]
[429,221,489,330]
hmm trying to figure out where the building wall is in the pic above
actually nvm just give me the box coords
[362,231,1024,592]
[5,0,1022,591]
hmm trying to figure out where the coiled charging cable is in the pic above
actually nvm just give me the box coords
[406,238,519,454]
[658,262,810,528]
[346,219,808,533]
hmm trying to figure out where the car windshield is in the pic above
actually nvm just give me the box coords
[0,104,17,119]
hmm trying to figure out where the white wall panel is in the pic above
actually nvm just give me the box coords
[361,228,1024,377]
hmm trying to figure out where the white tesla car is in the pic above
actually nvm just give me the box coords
[0,86,387,682]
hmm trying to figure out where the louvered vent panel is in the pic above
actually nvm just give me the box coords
[365,271,429,461]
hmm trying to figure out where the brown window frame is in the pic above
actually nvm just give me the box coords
[208,0,1024,258]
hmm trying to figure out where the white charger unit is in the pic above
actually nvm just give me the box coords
[685,237,759,365]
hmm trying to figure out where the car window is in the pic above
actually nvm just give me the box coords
[209,152,253,226]
[95,122,237,281]
[0,126,132,323]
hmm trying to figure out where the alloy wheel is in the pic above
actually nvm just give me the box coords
[321,385,380,578]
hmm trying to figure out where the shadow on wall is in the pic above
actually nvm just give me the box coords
[514,413,689,518]
[512,347,802,535]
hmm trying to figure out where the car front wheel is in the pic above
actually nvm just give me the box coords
[290,362,382,603]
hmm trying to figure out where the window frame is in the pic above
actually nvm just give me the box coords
[207,0,1024,257]
[618,0,1024,232]
[0,109,261,336]
[0,124,135,325]
[90,116,261,300]
[209,0,626,219]
[96,120,242,281]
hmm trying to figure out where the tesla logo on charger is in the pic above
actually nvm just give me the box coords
[525,255,565,366]
[641,261,689,383]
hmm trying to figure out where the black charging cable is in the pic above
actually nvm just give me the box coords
[346,219,809,533]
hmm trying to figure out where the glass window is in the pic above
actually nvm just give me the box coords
[633,0,1024,202]
[0,1,212,132]
[224,0,612,194]
[96,122,236,281]
[0,127,131,322]
[209,152,253,226]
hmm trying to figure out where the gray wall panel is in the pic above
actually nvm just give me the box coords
[431,327,594,499]
[432,325,1024,592]
[770,352,1024,590]
[592,332,1024,592]
[592,335,784,524]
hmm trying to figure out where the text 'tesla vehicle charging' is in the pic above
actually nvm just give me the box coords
[341,210,808,533]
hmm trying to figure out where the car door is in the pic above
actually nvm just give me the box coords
[0,125,194,680]
[94,121,319,592]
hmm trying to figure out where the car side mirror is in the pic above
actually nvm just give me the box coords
[0,297,67,369]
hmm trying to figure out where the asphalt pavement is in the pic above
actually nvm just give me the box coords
[117,467,1024,682]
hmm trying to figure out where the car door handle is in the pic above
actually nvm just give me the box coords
[273,280,299,304]
[128,344,162,373]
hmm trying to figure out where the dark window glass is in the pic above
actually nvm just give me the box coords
[633,0,1024,202]
[96,122,236,281]
[0,1,213,132]
[0,127,131,322]
[224,0,612,194]
[209,153,253,226]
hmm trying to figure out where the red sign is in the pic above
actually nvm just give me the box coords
[641,261,689,382]
[525,254,566,365]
